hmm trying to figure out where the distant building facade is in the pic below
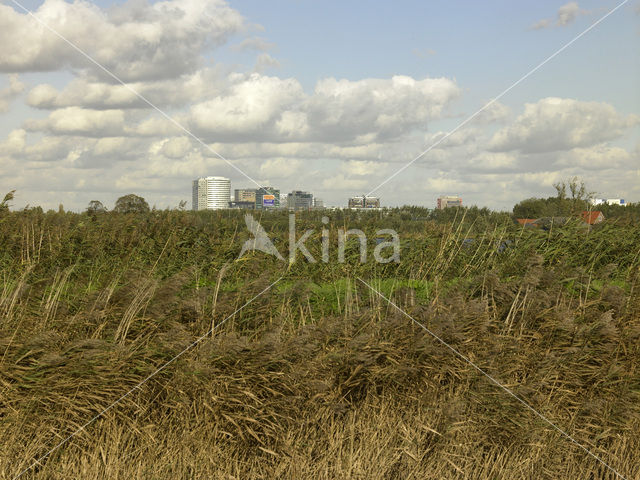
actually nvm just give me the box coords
[590,198,626,206]
[192,176,231,210]
[287,190,314,210]
[234,188,257,203]
[255,187,280,209]
[348,195,380,209]
[228,201,255,209]
[313,198,324,209]
[437,195,462,209]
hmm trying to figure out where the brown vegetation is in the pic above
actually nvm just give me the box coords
[0,207,639,479]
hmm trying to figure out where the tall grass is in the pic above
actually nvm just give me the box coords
[0,208,638,479]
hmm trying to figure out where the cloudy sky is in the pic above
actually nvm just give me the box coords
[0,0,638,211]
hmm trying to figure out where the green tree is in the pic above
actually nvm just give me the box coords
[512,198,548,218]
[513,177,592,218]
[554,176,592,215]
[87,200,108,215]
[113,194,150,213]
[597,202,640,222]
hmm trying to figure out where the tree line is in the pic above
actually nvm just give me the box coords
[512,177,639,220]
[2,177,638,221]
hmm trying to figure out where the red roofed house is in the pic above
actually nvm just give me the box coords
[516,218,538,227]
[581,211,605,225]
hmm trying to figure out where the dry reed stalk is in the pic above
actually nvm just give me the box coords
[113,279,157,344]
[0,263,34,323]
[211,263,230,335]
[41,266,74,328]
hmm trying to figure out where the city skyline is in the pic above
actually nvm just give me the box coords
[0,1,638,211]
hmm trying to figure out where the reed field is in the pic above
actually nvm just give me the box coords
[0,207,639,479]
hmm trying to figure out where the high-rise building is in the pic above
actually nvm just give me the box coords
[255,186,280,209]
[437,195,462,209]
[287,190,313,210]
[192,176,231,210]
[313,198,324,209]
[348,195,380,209]
[235,188,257,203]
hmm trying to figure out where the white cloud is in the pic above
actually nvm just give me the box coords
[557,2,586,26]
[90,137,137,157]
[275,111,310,139]
[189,74,305,140]
[158,137,194,159]
[341,160,382,176]
[22,135,76,164]
[0,75,25,112]
[27,67,229,110]
[232,37,276,52]
[307,75,460,142]
[27,81,140,110]
[0,0,245,81]
[203,141,389,162]
[489,98,638,154]
[424,128,481,150]
[259,157,301,177]
[24,107,126,137]
[531,19,553,30]
[468,152,518,172]
[0,129,27,155]
[321,174,368,191]
[471,101,511,124]
[424,176,469,196]
[531,2,589,29]
[556,144,633,170]
[186,73,460,144]
[254,53,281,72]
[132,116,185,137]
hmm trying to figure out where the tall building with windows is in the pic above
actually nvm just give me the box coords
[287,190,313,210]
[255,187,280,209]
[234,188,257,203]
[437,195,462,209]
[192,176,231,210]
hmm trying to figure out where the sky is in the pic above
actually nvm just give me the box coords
[0,0,638,211]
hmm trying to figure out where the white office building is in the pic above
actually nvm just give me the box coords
[437,195,462,209]
[192,176,231,210]
[590,198,627,206]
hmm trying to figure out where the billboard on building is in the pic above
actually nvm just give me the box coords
[262,194,275,207]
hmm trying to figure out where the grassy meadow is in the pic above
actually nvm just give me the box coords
[0,207,639,479]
